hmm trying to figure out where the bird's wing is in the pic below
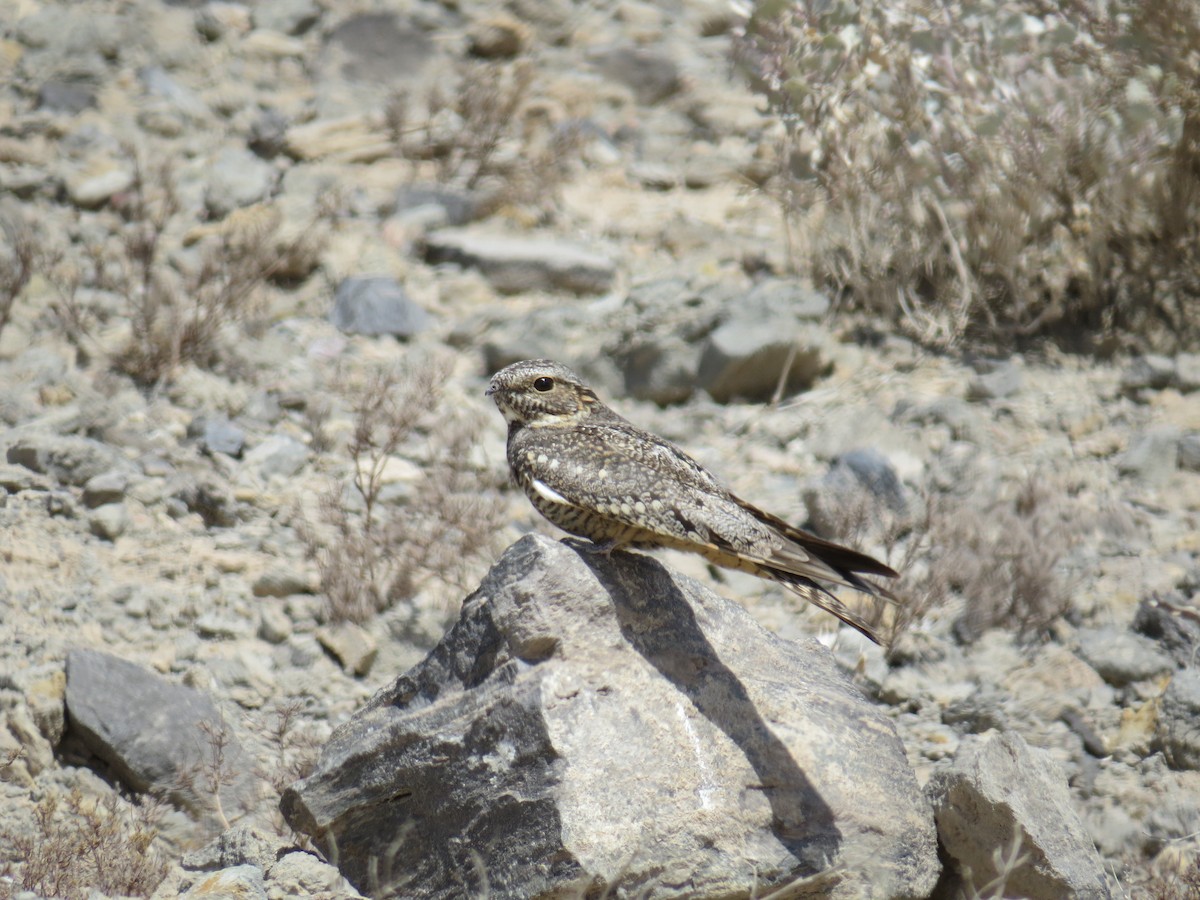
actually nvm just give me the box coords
[518,423,774,546]
[520,423,898,599]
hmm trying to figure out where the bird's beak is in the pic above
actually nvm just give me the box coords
[484,385,496,397]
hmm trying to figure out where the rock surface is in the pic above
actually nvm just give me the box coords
[929,731,1114,899]
[64,649,256,819]
[282,534,939,899]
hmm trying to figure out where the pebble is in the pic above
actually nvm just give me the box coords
[329,276,433,338]
[423,229,618,295]
[64,161,134,208]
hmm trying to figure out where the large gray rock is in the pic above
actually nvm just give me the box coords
[329,276,433,338]
[1157,668,1200,770]
[928,731,1113,899]
[696,284,832,403]
[423,229,617,295]
[1074,627,1174,687]
[204,147,277,218]
[65,649,255,818]
[282,534,938,899]
[7,434,124,486]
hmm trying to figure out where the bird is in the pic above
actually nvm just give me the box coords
[486,358,899,644]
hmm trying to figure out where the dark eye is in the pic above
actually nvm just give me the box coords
[533,376,554,392]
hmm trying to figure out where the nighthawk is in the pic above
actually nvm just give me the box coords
[486,358,898,643]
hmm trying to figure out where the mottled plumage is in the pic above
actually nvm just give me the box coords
[486,359,899,643]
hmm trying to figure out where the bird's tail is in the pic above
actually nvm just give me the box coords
[767,569,885,645]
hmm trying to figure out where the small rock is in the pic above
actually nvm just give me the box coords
[479,307,594,377]
[180,864,267,900]
[315,622,378,677]
[424,229,617,295]
[322,13,434,85]
[329,276,432,338]
[1074,627,1174,687]
[253,0,322,36]
[967,361,1023,401]
[393,185,481,228]
[269,851,359,896]
[18,667,67,747]
[82,470,130,508]
[88,503,130,541]
[616,337,701,405]
[1133,595,1200,668]
[1176,353,1200,392]
[1117,426,1180,485]
[252,567,317,597]
[590,46,682,105]
[0,463,53,493]
[195,611,255,640]
[138,66,209,119]
[627,160,679,191]
[204,147,277,218]
[1178,433,1200,472]
[1157,669,1200,770]
[467,14,530,59]
[835,448,908,510]
[283,115,392,162]
[183,823,287,871]
[195,3,253,41]
[242,435,309,480]
[248,108,290,158]
[928,730,1114,899]
[191,415,247,457]
[65,161,134,208]
[745,279,830,320]
[7,434,123,486]
[257,606,293,644]
[1121,354,1176,393]
[37,80,98,113]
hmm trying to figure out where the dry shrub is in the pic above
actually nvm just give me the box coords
[820,475,1077,644]
[31,151,335,385]
[0,215,36,342]
[387,59,583,217]
[0,787,168,900]
[300,359,506,624]
[258,700,322,837]
[1139,853,1200,900]
[734,0,1200,352]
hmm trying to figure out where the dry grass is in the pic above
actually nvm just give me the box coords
[23,150,335,386]
[299,358,507,624]
[819,473,1077,645]
[0,215,36,343]
[734,0,1200,352]
[0,786,168,900]
[387,59,583,219]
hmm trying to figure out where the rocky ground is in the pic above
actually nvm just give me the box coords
[1,0,1199,898]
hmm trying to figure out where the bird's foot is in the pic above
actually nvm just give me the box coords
[583,538,621,557]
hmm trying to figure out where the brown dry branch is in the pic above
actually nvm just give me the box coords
[816,473,1077,645]
[0,216,36,341]
[734,0,1200,352]
[299,360,506,624]
[387,59,582,218]
[0,787,168,900]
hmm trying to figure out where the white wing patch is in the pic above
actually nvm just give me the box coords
[531,478,573,507]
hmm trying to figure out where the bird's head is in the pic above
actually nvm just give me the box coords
[486,359,605,428]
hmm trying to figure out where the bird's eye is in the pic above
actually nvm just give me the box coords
[533,376,555,392]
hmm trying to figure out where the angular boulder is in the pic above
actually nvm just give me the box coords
[928,731,1113,899]
[282,535,938,898]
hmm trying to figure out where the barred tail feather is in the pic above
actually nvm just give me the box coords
[767,569,884,645]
